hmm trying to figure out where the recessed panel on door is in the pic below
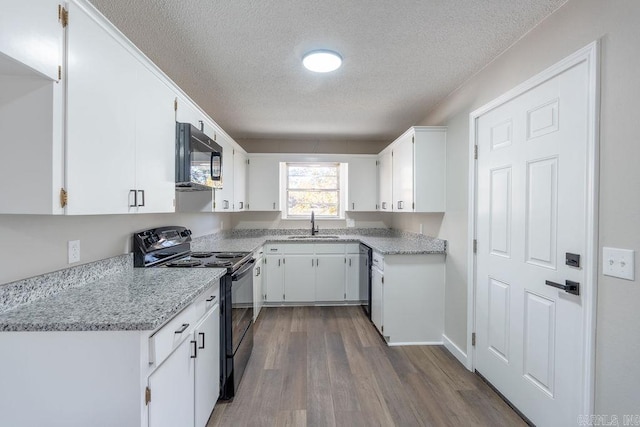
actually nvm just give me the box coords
[490,119,513,151]
[527,99,559,140]
[523,291,556,397]
[490,167,512,258]
[488,278,510,363]
[526,157,558,269]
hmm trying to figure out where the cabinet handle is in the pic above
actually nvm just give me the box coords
[397,201,404,210]
[239,201,244,210]
[312,259,314,267]
[255,266,261,276]
[129,190,137,208]
[317,258,319,267]
[198,332,205,349]
[382,202,387,210]
[223,200,229,209]
[190,340,197,358]
[278,259,281,267]
[174,323,189,334]
[349,258,352,266]
[352,202,355,210]
[206,296,216,302]
[273,202,276,210]
[137,190,145,207]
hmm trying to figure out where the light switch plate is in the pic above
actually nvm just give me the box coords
[346,218,355,228]
[603,247,634,280]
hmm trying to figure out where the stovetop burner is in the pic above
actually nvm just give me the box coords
[190,252,216,258]
[204,260,234,268]
[215,252,247,259]
[166,259,202,268]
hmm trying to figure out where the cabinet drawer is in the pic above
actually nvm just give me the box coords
[284,243,315,254]
[314,243,345,254]
[372,252,384,271]
[148,304,197,366]
[265,245,284,254]
[192,283,220,321]
[345,243,360,254]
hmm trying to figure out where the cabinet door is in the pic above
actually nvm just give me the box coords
[247,156,281,211]
[148,335,195,427]
[134,65,176,213]
[348,158,377,211]
[253,257,264,320]
[0,0,62,80]
[175,93,205,127]
[371,267,384,334]
[233,150,247,211]
[378,151,393,212]
[194,305,220,427]
[283,255,315,302]
[413,128,446,212]
[315,255,346,301]
[392,133,414,212]
[264,256,284,302]
[345,255,360,301]
[66,2,137,214]
[212,137,234,212]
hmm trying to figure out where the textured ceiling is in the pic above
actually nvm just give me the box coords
[89,0,567,143]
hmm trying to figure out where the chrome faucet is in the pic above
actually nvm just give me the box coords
[311,211,319,235]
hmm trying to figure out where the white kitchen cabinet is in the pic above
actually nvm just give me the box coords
[233,150,247,211]
[346,244,361,301]
[264,254,284,302]
[213,135,234,212]
[0,0,63,80]
[389,127,446,213]
[247,156,281,211]
[194,304,220,427]
[377,150,393,212]
[148,334,195,427]
[315,254,346,301]
[391,132,414,212]
[65,1,176,215]
[283,255,316,302]
[371,253,445,345]
[175,93,206,128]
[253,247,264,321]
[347,157,378,211]
[371,263,384,334]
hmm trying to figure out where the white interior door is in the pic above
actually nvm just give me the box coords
[475,57,591,426]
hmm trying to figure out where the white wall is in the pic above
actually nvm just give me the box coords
[0,213,230,285]
[402,0,640,417]
[231,211,391,230]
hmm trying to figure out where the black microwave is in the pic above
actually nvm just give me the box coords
[175,122,223,191]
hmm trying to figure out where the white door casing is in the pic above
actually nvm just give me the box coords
[468,42,599,425]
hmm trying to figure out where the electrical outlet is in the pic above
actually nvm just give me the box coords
[603,247,635,281]
[419,224,424,234]
[68,240,80,264]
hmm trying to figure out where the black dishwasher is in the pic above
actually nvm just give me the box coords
[359,244,372,319]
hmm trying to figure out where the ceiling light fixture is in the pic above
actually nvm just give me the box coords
[302,50,342,73]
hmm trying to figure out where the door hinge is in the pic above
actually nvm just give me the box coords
[473,239,477,254]
[57,65,62,80]
[58,5,68,28]
[247,159,250,165]
[60,188,68,208]
[174,98,178,111]
[474,145,478,160]
[145,387,151,405]
[472,332,476,346]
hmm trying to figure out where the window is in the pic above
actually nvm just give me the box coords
[285,163,341,218]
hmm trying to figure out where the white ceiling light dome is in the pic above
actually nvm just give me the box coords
[302,50,342,73]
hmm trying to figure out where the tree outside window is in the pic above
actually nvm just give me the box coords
[286,163,340,217]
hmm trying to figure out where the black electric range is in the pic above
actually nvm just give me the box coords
[133,226,254,401]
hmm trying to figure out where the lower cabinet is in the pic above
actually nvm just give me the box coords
[371,265,384,333]
[264,254,284,302]
[253,247,264,320]
[315,254,346,301]
[283,255,316,302]
[148,335,195,427]
[194,305,221,427]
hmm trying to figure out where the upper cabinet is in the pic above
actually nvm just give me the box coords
[377,150,393,212]
[0,1,63,80]
[212,135,234,212]
[65,1,175,214]
[247,156,280,211]
[233,150,247,211]
[389,127,446,213]
[347,157,377,212]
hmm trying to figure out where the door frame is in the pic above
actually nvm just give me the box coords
[466,41,600,415]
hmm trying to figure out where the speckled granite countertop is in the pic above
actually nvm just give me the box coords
[0,260,225,332]
[192,228,447,255]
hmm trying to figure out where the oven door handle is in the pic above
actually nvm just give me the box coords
[232,258,256,281]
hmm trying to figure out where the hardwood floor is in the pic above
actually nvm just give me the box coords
[208,306,526,427]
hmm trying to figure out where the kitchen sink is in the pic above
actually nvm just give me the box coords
[287,235,340,239]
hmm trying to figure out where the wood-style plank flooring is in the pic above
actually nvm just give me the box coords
[208,306,526,427]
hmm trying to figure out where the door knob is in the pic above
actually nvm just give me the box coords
[545,280,580,295]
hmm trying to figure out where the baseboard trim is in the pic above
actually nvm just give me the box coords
[442,334,469,367]
[388,341,443,347]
